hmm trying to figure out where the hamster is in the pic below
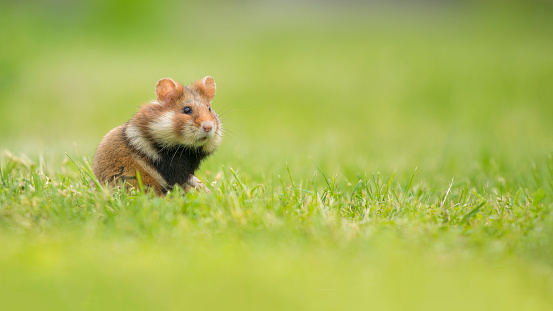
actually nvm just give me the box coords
[92,76,222,195]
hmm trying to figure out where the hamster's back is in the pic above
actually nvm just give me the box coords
[92,124,167,195]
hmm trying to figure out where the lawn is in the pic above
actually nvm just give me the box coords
[1,1,553,310]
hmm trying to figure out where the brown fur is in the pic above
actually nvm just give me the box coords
[92,77,222,195]
[92,124,167,195]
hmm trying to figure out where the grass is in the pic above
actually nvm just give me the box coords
[1,150,552,310]
[1,1,553,310]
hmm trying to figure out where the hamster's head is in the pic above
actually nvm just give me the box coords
[126,76,223,160]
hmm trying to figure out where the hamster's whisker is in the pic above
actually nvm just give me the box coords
[169,146,181,167]
[221,129,236,137]
[218,117,237,123]
[219,131,236,142]
[218,108,247,116]
[214,103,232,114]
[218,111,236,117]
[158,145,172,155]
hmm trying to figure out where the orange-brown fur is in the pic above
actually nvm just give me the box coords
[92,125,166,194]
[92,77,222,195]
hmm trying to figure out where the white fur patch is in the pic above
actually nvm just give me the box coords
[149,111,179,147]
[201,120,223,154]
[125,124,161,162]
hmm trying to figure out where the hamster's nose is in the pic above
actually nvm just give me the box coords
[201,121,213,133]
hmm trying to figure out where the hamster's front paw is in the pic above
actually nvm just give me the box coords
[187,175,210,193]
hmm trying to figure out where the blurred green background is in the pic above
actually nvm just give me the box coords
[1,0,553,310]
[1,0,552,182]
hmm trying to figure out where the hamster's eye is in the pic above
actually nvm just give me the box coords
[183,106,192,114]
[209,107,211,112]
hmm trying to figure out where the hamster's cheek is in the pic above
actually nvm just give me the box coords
[179,122,200,145]
[171,116,184,134]
[149,111,179,145]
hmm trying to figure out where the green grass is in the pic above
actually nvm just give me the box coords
[1,149,553,310]
[1,1,553,310]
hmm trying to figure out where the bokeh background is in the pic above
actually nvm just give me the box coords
[1,0,552,186]
[1,1,553,310]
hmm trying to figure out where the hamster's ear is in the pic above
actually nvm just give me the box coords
[194,76,216,103]
[156,78,183,104]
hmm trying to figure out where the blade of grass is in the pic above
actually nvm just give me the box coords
[351,179,363,202]
[440,177,455,209]
[311,158,331,191]
[402,167,417,207]
[382,171,395,202]
[286,161,300,198]
[66,153,89,184]
[230,167,247,195]
[136,170,145,196]
[461,201,486,224]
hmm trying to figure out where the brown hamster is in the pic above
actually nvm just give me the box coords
[92,76,222,195]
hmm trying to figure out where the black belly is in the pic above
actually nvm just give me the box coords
[152,146,207,190]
